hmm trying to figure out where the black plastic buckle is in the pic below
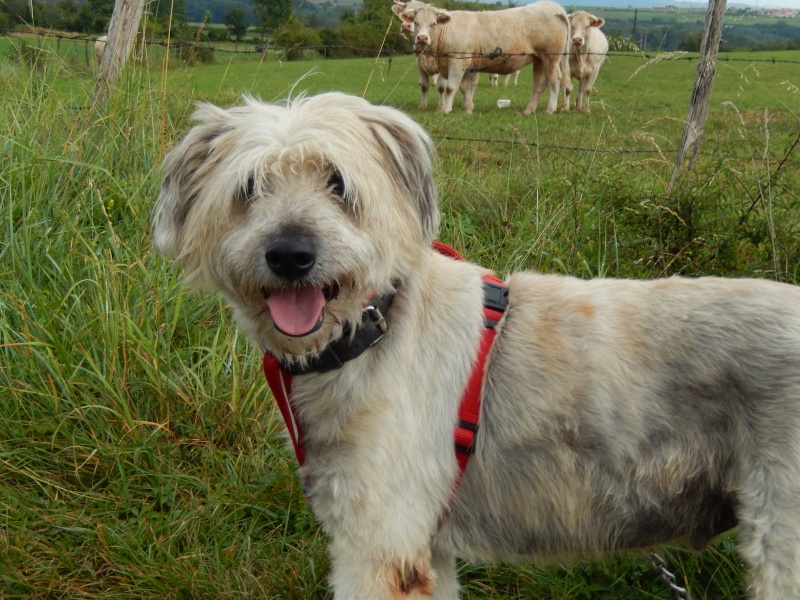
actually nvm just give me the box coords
[455,419,478,455]
[483,281,508,329]
[483,281,509,313]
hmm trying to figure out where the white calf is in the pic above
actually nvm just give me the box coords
[504,70,521,87]
[491,71,520,87]
[566,12,608,113]
[95,35,107,65]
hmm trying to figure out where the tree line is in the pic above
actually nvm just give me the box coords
[1,0,798,56]
[0,0,187,37]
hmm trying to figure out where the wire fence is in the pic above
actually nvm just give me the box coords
[4,28,799,164]
[433,131,800,166]
[5,28,800,65]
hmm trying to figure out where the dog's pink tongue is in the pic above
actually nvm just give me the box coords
[267,287,325,336]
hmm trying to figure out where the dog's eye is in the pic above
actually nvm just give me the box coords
[237,176,256,204]
[327,170,345,199]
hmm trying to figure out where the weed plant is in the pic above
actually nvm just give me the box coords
[0,37,798,598]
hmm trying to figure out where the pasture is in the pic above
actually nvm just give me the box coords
[1,33,799,598]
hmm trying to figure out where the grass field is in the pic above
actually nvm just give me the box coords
[1,33,799,598]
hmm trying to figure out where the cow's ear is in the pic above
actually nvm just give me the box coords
[436,10,451,24]
[591,16,605,27]
[391,2,406,16]
[402,13,414,22]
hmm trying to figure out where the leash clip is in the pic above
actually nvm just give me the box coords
[364,305,388,346]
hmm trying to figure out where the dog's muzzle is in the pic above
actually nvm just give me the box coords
[263,236,334,338]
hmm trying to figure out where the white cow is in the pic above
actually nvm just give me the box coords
[504,70,521,87]
[489,71,519,87]
[398,11,478,110]
[565,12,608,113]
[95,35,107,65]
[392,0,570,115]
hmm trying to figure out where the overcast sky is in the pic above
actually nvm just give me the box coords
[736,0,800,7]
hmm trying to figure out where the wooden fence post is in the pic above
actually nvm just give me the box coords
[90,0,146,109]
[670,0,727,189]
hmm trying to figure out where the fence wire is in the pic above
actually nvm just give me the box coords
[6,28,799,164]
[6,29,800,65]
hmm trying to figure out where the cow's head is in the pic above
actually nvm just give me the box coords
[569,11,605,49]
[391,1,450,49]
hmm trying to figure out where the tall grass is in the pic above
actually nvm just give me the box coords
[1,38,798,598]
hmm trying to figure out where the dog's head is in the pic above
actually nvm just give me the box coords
[152,93,439,360]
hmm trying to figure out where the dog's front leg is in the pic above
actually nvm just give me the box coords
[329,541,455,599]
[430,549,460,599]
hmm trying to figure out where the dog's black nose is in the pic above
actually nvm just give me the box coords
[265,239,316,280]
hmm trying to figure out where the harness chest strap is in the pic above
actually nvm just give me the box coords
[453,272,506,478]
[263,356,305,465]
[263,243,508,484]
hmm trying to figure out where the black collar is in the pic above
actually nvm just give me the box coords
[278,287,397,375]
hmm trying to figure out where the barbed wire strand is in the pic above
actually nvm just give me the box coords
[8,29,799,164]
[6,29,800,65]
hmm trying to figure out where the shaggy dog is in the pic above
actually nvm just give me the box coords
[152,92,800,599]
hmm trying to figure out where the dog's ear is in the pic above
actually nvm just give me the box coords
[363,109,440,244]
[151,104,231,259]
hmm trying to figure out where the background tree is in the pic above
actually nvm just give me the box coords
[0,0,28,25]
[149,0,187,37]
[252,0,292,39]
[81,0,114,32]
[274,16,322,59]
[224,8,248,41]
[337,0,408,56]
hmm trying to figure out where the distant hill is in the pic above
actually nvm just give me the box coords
[559,0,703,7]
[185,0,782,23]
[184,0,800,51]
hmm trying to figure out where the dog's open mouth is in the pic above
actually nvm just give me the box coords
[263,283,340,337]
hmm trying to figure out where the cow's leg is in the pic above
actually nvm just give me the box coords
[542,56,561,114]
[418,69,430,110]
[562,77,574,112]
[559,56,572,113]
[581,68,602,113]
[438,63,463,114]
[576,74,596,112]
[460,70,479,114]
[436,74,446,111]
[524,59,547,115]
[573,77,583,112]
[436,75,453,113]
[578,77,591,112]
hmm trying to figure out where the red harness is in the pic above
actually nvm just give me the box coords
[263,242,507,487]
